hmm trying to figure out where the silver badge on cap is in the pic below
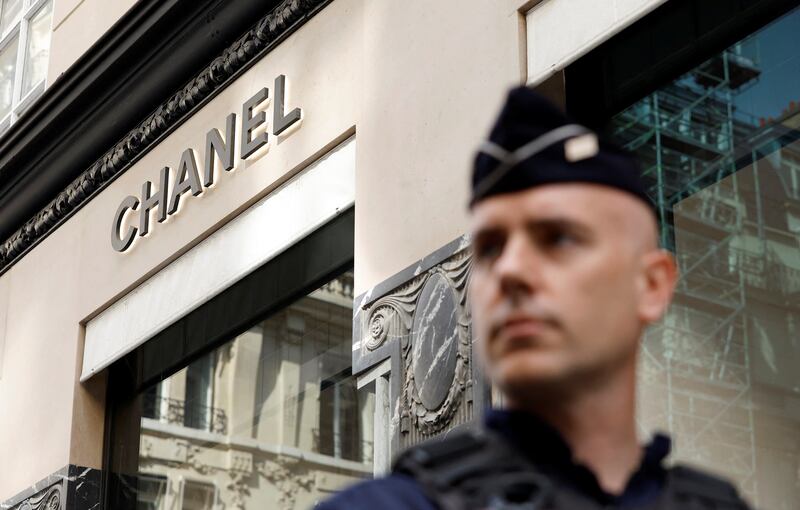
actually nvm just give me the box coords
[564,133,599,162]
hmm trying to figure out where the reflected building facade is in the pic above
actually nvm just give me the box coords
[132,273,375,510]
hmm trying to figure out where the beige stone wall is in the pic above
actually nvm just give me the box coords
[1,0,361,496]
[47,0,138,85]
[353,0,526,295]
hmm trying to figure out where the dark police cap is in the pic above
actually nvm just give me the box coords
[470,86,654,210]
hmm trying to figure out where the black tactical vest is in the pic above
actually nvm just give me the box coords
[393,428,753,510]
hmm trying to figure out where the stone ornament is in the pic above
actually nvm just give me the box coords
[362,247,472,436]
[365,278,426,352]
[10,485,62,510]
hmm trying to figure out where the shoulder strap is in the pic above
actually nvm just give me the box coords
[392,428,596,510]
[664,465,752,509]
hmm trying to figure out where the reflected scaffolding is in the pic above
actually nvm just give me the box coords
[611,6,800,509]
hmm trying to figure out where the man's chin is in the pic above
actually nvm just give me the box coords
[490,355,571,396]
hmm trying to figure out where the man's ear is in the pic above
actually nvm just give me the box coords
[637,249,678,324]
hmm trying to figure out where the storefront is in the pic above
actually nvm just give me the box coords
[0,1,798,509]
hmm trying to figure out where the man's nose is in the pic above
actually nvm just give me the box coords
[494,234,540,299]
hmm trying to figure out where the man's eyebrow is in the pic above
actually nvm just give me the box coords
[524,216,593,235]
[472,217,593,240]
[472,226,506,241]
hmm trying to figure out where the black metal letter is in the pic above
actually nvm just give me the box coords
[273,75,302,136]
[204,113,236,186]
[168,149,203,215]
[240,87,269,159]
[111,195,140,252]
[139,167,169,236]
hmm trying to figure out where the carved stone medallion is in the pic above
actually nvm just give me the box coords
[354,237,483,450]
[411,273,460,411]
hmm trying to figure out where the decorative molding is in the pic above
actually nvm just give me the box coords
[0,0,331,275]
[8,485,62,510]
[1,465,101,510]
[225,471,252,510]
[364,278,424,352]
[257,458,315,510]
[354,237,479,448]
[400,250,472,436]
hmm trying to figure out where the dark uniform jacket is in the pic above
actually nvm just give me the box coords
[316,409,685,510]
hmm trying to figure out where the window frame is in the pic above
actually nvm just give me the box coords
[178,478,218,510]
[0,0,50,132]
[135,473,169,510]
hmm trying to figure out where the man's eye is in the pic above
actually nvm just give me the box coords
[543,230,578,248]
[474,240,503,262]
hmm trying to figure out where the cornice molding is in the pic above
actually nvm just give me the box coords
[0,0,330,274]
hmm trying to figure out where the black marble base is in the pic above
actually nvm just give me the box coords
[1,465,101,510]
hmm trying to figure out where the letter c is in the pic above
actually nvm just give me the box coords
[111,195,140,252]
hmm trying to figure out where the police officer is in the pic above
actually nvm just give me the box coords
[316,87,754,510]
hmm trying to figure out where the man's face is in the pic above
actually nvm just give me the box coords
[469,183,668,400]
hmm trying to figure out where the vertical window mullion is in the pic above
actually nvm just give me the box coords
[206,353,215,432]
[333,378,342,458]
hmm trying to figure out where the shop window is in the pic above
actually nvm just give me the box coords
[134,271,373,510]
[0,0,52,133]
[598,6,800,508]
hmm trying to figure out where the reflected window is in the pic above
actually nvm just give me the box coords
[318,368,366,462]
[610,6,800,509]
[136,474,167,510]
[181,480,216,510]
[184,352,216,431]
[142,353,223,434]
[136,271,372,510]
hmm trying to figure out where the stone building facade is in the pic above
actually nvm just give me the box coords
[0,1,798,509]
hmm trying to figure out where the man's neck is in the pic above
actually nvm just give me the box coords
[508,364,641,495]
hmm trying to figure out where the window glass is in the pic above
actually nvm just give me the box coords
[21,0,51,96]
[183,352,215,431]
[0,0,21,36]
[137,272,373,509]
[611,7,800,509]
[137,474,168,510]
[181,481,216,510]
[0,36,17,119]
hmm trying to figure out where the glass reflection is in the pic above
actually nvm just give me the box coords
[0,0,21,36]
[0,36,17,119]
[136,272,373,510]
[611,6,800,509]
